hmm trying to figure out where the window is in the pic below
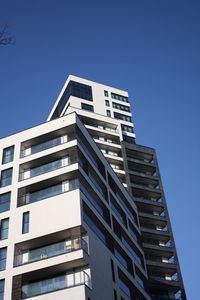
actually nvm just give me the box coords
[111,93,128,103]
[0,280,5,300]
[70,81,93,101]
[80,182,104,217]
[106,110,111,117]
[114,112,132,122]
[119,278,131,297]
[83,210,106,243]
[121,236,142,266]
[105,100,110,106]
[0,168,13,187]
[0,192,10,213]
[121,125,134,133]
[111,197,127,227]
[0,248,7,271]
[22,212,29,234]
[110,259,115,282]
[2,146,14,164]
[112,102,130,112]
[135,273,144,288]
[114,289,117,300]
[114,248,128,270]
[0,218,9,240]
[123,135,135,144]
[81,103,94,112]
[104,90,108,97]
[51,81,93,120]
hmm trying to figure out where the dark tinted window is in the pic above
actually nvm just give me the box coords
[0,218,9,240]
[51,81,93,119]
[0,192,10,213]
[0,279,5,300]
[114,112,132,122]
[22,212,30,234]
[123,135,135,144]
[2,146,14,164]
[111,93,128,103]
[0,168,12,187]
[0,247,7,270]
[81,103,94,112]
[121,125,134,133]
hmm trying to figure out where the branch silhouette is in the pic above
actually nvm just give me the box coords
[0,24,15,45]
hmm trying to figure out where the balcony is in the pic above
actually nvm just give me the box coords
[19,156,76,181]
[15,236,89,267]
[18,178,78,206]
[21,269,91,299]
[21,135,71,158]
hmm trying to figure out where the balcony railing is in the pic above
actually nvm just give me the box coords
[19,156,76,181]
[15,236,89,266]
[18,179,78,206]
[20,134,74,158]
[21,269,91,298]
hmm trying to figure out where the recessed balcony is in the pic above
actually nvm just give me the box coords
[19,155,76,181]
[14,236,89,267]
[21,268,91,299]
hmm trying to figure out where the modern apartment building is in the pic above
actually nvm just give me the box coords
[0,75,186,300]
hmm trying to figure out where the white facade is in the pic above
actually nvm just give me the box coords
[0,107,150,300]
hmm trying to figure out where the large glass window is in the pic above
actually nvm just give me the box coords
[111,93,129,103]
[0,168,13,187]
[2,146,14,164]
[31,137,63,155]
[123,135,135,144]
[77,134,105,177]
[51,81,93,120]
[104,90,109,97]
[0,248,7,271]
[111,197,127,227]
[83,211,106,243]
[81,103,94,112]
[121,125,134,133]
[80,182,104,217]
[114,112,132,122]
[0,279,5,300]
[0,218,9,240]
[0,192,10,213]
[119,277,131,298]
[22,212,30,234]
[114,248,128,269]
[112,102,130,112]
[70,81,93,101]
[121,236,142,266]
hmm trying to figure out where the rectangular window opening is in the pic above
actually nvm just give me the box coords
[22,212,30,234]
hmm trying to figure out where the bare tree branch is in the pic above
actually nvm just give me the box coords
[0,24,15,46]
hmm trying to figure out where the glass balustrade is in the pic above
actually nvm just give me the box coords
[15,236,89,266]
[21,134,70,158]
[19,156,73,181]
[21,269,91,298]
[18,179,78,206]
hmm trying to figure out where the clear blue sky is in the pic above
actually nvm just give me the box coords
[1,1,199,298]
